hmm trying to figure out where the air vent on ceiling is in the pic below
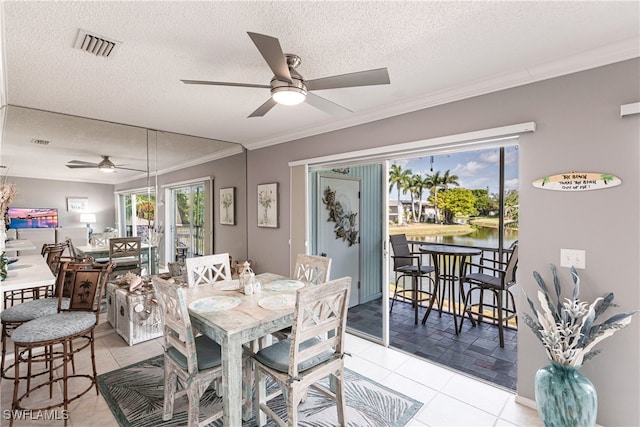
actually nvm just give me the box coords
[74,29,121,58]
[31,139,50,145]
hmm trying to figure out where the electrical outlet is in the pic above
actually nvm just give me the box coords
[560,249,586,269]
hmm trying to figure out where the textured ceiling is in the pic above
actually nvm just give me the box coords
[1,1,638,183]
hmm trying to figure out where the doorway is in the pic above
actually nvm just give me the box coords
[165,179,212,264]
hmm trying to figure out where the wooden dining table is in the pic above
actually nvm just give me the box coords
[181,272,299,427]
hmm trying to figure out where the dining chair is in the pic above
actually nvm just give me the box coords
[151,276,223,427]
[108,236,142,278]
[389,234,437,323]
[272,253,333,341]
[1,256,93,380]
[9,261,113,422]
[292,253,332,285]
[251,276,351,427]
[185,253,232,287]
[458,243,519,347]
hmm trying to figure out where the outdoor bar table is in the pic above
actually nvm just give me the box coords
[419,244,482,334]
[182,272,297,427]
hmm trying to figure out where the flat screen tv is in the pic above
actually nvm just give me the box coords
[8,207,58,229]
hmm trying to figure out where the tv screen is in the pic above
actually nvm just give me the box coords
[8,207,58,229]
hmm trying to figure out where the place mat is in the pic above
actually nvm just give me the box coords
[189,296,241,312]
[258,294,296,311]
[263,279,305,291]
[9,264,33,270]
[213,279,240,291]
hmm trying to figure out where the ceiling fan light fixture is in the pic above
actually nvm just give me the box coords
[271,86,307,105]
[99,164,115,173]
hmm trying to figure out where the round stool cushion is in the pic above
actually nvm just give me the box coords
[1,298,70,323]
[12,312,96,344]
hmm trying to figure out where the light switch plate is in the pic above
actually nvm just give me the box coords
[560,249,586,269]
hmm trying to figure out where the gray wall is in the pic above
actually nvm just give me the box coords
[246,59,639,426]
[8,176,115,232]
[117,151,248,263]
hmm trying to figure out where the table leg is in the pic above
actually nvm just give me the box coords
[221,337,243,427]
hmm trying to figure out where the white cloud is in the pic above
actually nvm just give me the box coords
[453,161,487,177]
[505,178,519,190]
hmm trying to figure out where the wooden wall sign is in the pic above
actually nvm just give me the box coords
[533,172,621,191]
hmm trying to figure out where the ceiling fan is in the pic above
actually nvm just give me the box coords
[181,32,391,117]
[66,155,145,173]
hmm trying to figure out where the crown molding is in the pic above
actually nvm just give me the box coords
[243,37,639,151]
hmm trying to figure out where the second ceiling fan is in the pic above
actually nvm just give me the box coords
[181,32,390,118]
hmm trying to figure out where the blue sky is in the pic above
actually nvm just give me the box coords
[390,146,519,197]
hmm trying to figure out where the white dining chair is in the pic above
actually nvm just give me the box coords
[185,253,232,287]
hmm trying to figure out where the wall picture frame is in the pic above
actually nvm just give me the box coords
[219,187,235,225]
[257,183,278,228]
[67,197,89,212]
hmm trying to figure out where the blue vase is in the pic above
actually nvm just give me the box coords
[535,360,597,427]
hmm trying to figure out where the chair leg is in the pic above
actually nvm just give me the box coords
[90,332,99,395]
[162,360,177,421]
[253,368,267,427]
[186,382,200,427]
[497,292,505,348]
[390,276,402,312]
[1,323,8,379]
[335,370,346,426]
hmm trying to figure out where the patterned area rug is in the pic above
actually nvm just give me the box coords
[98,355,422,427]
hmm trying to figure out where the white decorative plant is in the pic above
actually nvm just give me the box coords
[523,265,639,367]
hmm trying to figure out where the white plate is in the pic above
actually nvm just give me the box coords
[213,280,240,291]
[258,294,296,311]
[189,296,241,312]
[263,280,305,291]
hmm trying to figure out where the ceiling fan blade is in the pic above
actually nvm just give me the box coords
[247,32,292,83]
[66,164,98,169]
[305,92,352,116]
[67,160,98,165]
[116,167,147,173]
[181,80,270,89]
[248,98,278,118]
[306,68,390,91]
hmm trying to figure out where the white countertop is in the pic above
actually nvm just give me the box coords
[1,254,55,293]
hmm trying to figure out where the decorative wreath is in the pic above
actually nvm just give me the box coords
[322,186,358,247]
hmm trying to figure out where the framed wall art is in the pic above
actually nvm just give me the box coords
[257,183,278,228]
[67,197,89,212]
[219,187,235,225]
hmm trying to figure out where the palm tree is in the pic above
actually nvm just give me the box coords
[426,171,442,223]
[388,164,412,225]
[440,170,460,192]
[412,174,433,222]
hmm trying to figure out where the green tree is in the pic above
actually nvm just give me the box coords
[504,189,519,227]
[436,187,477,224]
[471,189,496,216]
[388,164,412,224]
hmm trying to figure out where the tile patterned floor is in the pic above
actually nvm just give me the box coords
[1,323,538,426]
[347,297,518,391]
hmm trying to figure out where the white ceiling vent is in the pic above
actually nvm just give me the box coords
[74,29,121,57]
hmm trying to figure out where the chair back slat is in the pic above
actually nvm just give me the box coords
[289,277,351,378]
[504,244,519,285]
[152,276,199,374]
[185,253,232,287]
[293,254,331,285]
[389,234,412,268]
[42,242,68,274]
[59,262,112,316]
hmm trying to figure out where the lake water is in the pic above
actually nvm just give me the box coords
[409,226,518,249]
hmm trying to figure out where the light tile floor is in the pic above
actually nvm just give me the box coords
[1,328,543,426]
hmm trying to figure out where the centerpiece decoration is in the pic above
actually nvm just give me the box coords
[523,265,639,427]
[0,182,17,280]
